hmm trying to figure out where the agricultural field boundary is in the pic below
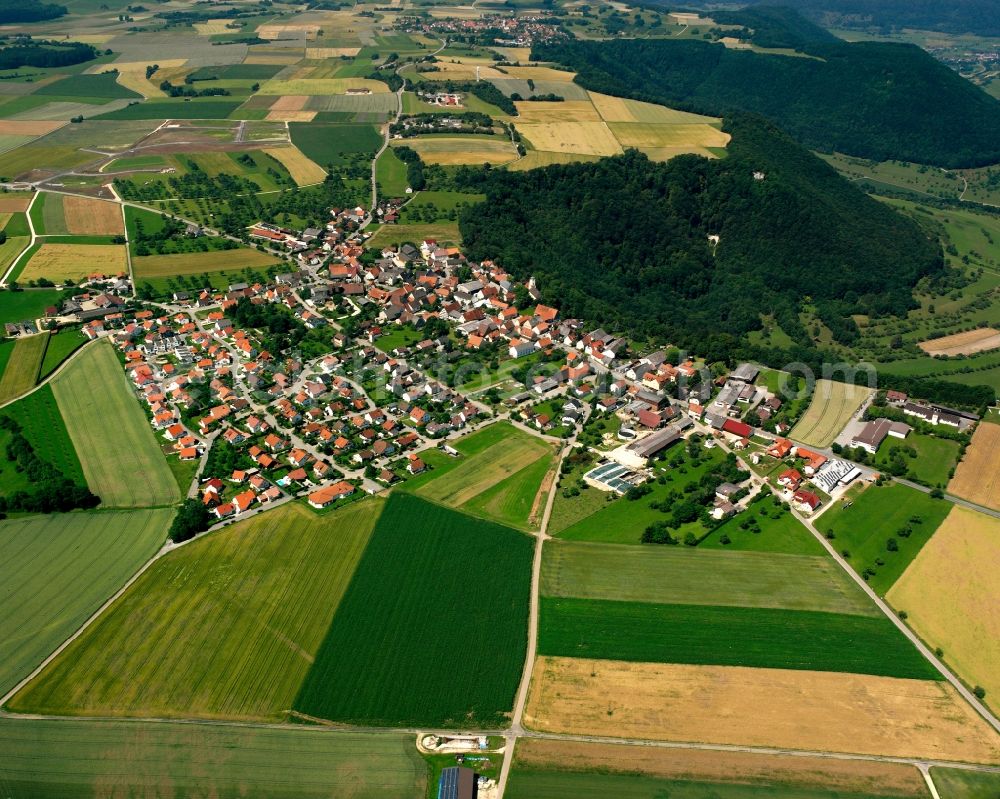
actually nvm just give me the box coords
[0,192,39,287]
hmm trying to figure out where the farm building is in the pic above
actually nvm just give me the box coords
[610,426,681,468]
[583,461,644,494]
[851,418,911,454]
[438,766,478,799]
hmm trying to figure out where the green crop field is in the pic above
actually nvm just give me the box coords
[538,598,938,679]
[0,508,172,697]
[0,289,66,325]
[816,483,951,594]
[541,541,877,616]
[293,494,533,727]
[289,122,382,167]
[873,432,960,488]
[38,328,87,379]
[0,333,47,403]
[930,767,1000,798]
[407,422,554,529]
[506,769,925,799]
[367,222,462,247]
[36,73,141,101]
[1,383,85,485]
[94,100,244,120]
[0,718,425,799]
[376,147,410,196]
[50,340,179,508]
[9,500,381,721]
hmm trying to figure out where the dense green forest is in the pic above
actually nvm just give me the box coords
[535,26,1000,167]
[0,40,97,70]
[0,0,66,24]
[457,114,940,353]
[741,0,1000,37]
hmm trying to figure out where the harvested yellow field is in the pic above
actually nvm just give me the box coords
[609,121,731,149]
[0,120,63,136]
[0,196,31,213]
[270,95,309,111]
[507,151,600,171]
[257,23,321,39]
[641,146,720,160]
[524,657,1000,763]
[790,379,873,448]
[396,137,518,166]
[518,122,623,157]
[590,92,722,124]
[514,739,929,796]
[62,196,125,236]
[920,327,1000,356]
[503,66,577,82]
[423,61,507,81]
[258,78,389,95]
[949,422,1000,510]
[20,244,127,283]
[266,110,316,122]
[888,507,1000,714]
[133,248,280,279]
[194,19,234,34]
[263,146,326,185]
[494,47,532,62]
[514,100,602,124]
[115,71,164,98]
[306,47,361,58]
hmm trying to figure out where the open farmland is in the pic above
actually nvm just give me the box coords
[790,379,873,447]
[61,195,124,236]
[510,739,930,799]
[50,340,179,508]
[919,327,1000,356]
[0,289,67,326]
[0,718,425,799]
[931,768,1000,798]
[887,507,1000,714]
[392,136,518,166]
[518,121,623,158]
[541,541,877,615]
[524,657,1000,763]
[290,122,383,166]
[292,494,533,727]
[258,78,389,95]
[132,247,280,280]
[264,145,327,185]
[413,425,554,528]
[538,598,936,678]
[816,483,950,594]
[0,333,48,403]
[1,384,85,485]
[18,244,127,284]
[8,500,381,721]
[948,422,1000,511]
[0,509,171,697]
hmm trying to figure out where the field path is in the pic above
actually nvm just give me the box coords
[0,190,38,287]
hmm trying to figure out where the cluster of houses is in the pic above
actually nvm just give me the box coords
[397,13,568,48]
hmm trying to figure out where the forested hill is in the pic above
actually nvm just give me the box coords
[534,36,1000,168]
[456,115,942,355]
[746,0,1000,37]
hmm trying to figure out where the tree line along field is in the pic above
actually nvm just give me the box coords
[50,340,179,509]
[0,718,425,799]
[0,508,173,697]
[537,598,938,679]
[816,483,951,595]
[887,507,1000,715]
[293,493,533,728]
[524,657,1000,764]
[8,500,383,721]
[0,384,85,487]
[508,739,932,799]
[541,541,878,616]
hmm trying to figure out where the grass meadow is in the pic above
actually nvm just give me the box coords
[293,494,533,727]
[538,598,938,679]
[289,122,382,167]
[541,541,877,616]
[8,500,382,720]
[930,768,1000,799]
[873,432,960,487]
[0,289,66,325]
[0,333,48,403]
[38,328,87,379]
[51,340,179,508]
[816,483,950,594]
[0,508,172,696]
[1,383,84,485]
[0,718,425,799]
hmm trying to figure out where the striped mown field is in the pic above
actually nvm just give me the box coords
[0,333,48,403]
[50,340,179,508]
[8,500,382,721]
[0,508,172,696]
